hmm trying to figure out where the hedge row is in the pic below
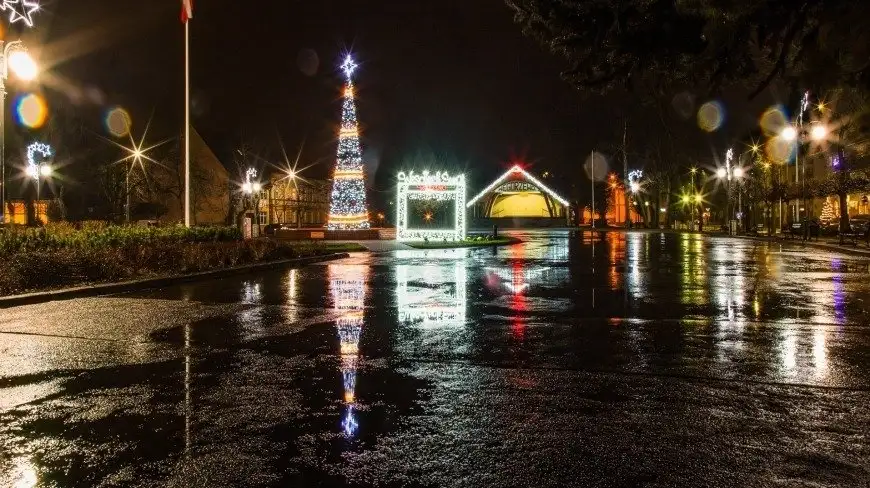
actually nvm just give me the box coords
[0,222,242,257]
[0,239,301,295]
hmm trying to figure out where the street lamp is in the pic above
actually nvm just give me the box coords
[242,167,261,195]
[25,160,51,224]
[780,119,829,222]
[627,170,643,228]
[717,147,745,234]
[0,40,38,223]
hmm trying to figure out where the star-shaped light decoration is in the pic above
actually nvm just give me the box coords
[340,55,357,80]
[1,0,40,28]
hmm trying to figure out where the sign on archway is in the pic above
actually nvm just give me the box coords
[396,170,466,241]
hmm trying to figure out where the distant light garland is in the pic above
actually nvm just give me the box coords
[328,55,370,230]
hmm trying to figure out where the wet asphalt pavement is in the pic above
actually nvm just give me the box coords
[1,230,869,487]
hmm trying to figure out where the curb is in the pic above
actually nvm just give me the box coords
[0,252,350,308]
[729,235,870,257]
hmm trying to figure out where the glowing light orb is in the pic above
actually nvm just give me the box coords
[780,126,798,141]
[759,106,788,137]
[716,168,727,178]
[697,101,724,132]
[765,137,794,164]
[8,50,37,80]
[105,107,132,137]
[733,167,744,178]
[15,93,46,128]
[810,124,827,141]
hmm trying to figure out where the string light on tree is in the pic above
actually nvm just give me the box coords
[820,199,837,222]
[327,54,370,230]
[1,0,40,27]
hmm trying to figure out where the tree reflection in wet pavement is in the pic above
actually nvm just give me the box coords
[1,230,869,487]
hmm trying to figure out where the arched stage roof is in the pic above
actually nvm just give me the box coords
[467,165,570,220]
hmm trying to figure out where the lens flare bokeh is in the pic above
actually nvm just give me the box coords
[105,106,132,137]
[15,93,47,129]
[697,101,724,132]
[765,137,794,164]
[760,105,788,137]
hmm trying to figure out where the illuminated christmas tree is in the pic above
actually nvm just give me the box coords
[327,55,370,229]
[820,199,836,222]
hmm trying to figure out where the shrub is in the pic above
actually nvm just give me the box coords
[0,227,316,295]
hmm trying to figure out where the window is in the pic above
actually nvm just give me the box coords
[258,212,267,225]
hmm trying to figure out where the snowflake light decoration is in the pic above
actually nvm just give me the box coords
[1,0,40,28]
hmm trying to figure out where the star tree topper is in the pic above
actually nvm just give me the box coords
[1,0,40,27]
[340,55,357,80]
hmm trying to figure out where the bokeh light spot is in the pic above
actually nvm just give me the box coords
[765,137,794,164]
[760,105,788,137]
[105,107,132,137]
[697,101,724,132]
[14,93,47,129]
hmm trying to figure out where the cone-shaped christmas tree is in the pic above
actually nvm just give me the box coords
[820,199,836,222]
[327,55,370,230]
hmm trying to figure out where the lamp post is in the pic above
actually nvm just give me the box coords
[690,167,697,230]
[0,41,38,223]
[241,167,262,237]
[717,148,744,235]
[627,170,642,228]
[25,162,51,224]
[781,120,827,224]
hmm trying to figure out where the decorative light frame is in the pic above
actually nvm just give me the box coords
[396,170,466,242]
[467,164,569,208]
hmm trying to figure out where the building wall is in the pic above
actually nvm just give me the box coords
[490,192,552,217]
[152,127,230,225]
[4,200,49,225]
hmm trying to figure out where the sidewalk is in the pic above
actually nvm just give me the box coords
[711,232,870,257]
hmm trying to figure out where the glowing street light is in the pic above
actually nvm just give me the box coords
[25,142,51,223]
[733,167,744,178]
[810,123,827,141]
[242,167,261,194]
[0,40,38,223]
[780,126,798,141]
[716,167,727,179]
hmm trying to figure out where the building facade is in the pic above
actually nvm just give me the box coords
[150,127,231,225]
[259,175,331,228]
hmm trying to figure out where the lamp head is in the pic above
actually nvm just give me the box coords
[8,50,38,81]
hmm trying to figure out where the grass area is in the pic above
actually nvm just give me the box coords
[0,224,349,296]
[406,236,520,249]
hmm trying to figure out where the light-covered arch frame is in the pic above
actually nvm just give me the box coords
[396,170,466,241]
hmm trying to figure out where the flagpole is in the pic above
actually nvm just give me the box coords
[184,19,191,227]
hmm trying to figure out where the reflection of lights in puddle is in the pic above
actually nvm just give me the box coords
[813,329,827,376]
[782,333,797,371]
[342,407,359,437]
[396,263,467,327]
[242,282,262,303]
[330,265,368,440]
[9,457,37,488]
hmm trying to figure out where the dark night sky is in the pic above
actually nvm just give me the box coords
[17,0,784,208]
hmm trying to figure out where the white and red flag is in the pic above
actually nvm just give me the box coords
[181,0,193,23]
